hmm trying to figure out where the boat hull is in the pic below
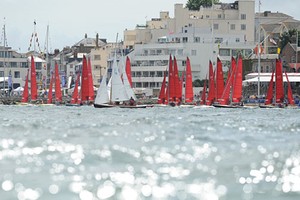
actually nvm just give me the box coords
[94,103,115,108]
[213,104,243,108]
[119,105,147,109]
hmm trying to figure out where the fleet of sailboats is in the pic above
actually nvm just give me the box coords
[14,51,300,109]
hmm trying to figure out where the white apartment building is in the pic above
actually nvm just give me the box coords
[124,0,255,95]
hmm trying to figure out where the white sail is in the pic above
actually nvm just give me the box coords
[111,56,128,102]
[121,56,136,100]
[94,73,110,104]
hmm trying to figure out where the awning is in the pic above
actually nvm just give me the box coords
[243,74,300,83]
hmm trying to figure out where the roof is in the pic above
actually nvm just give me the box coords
[243,73,300,83]
[73,37,106,47]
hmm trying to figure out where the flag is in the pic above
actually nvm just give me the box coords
[269,38,277,45]
[277,47,281,54]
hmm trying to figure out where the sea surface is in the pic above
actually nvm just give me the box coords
[0,105,300,200]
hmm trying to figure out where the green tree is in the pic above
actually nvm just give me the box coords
[279,29,300,53]
[186,0,220,10]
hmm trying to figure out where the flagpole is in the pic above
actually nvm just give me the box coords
[257,0,261,97]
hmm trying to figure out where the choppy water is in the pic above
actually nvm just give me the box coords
[0,105,300,200]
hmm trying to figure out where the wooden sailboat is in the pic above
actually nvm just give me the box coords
[259,59,286,108]
[125,56,133,87]
[80,55,94,105]
[47,72,54,104]
[54,63,62,104]
[213,56,243,108]
[206,60,215,105]
[157,70,167,105]
[200,77,207,105]
[94,52,146,109]
[285,71,296,107]
[66,73,82,106]
[20,69,29,104]
[215,57,225,103]
[184,56,194,104]
[30,55,38,103]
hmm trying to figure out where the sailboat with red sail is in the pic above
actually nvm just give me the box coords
[215,58,225,103]
[184,57,194,104]
[126,56,133,87]
[54,63,62,104]
[21,70,29,104]
[81,55,94,105]
[260,59,295,108]
[30,55,38,102]
[19,56,38,104]
[157,70,167,105]
[213,56,243,108]
[200,77,207,105]
[47,72,54,104]
[66,73,81,106]
[206,61,215,105]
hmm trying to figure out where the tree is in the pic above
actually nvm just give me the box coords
[279,29,300,53]
[186,0,220,10]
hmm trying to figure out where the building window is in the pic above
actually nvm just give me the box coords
[182,60,186,66]
[150,71,155,77]
[215,38,223,43]
[0,71,3,77]
[175,38,180,43]
[194,37,201,43]
[191,50,197,56]
[178,49,184,55]
[241,14,246,20]
[143,71,149,77]
[230,24,235,30]
[236,38,240,43]
[10,62,17,68]
[218,14,222,19]
[143,82,149,88]
[150,82,156,88]
[136,82,142,87]
[206,15,209,18]
[157,71,163,77]
[219,49,230,56]
[94,65,101,70]
[35,62,42,70]
[241,24,246,30]
[14,71,20,78]
[183,37,188,43]
[94,55,101,60]
[213,24,219,30]
[21,62,27,68]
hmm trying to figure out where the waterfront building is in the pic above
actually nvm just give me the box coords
[124,0,256,95]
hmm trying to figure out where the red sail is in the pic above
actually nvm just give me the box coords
[200,77,207,105]
[185,57,194,103]
[81,55,89,102]
[71,73,80,104]
[215,58,224,101]
[87,58,94,101]
[232,55,243,103]
[55,63,62,103]
[275,59,284,104]
[285,71,295,105]
[265,70,274,105]
[206,61,215,105]
[47,72,54,104]
[21,70,29,103]
[168,55,175,102]
[179,70,184,102]
[173,56,181,102]
[219,57,236,105]
[158,71,167,104]
[30,56,37,101]
[126,56,133,87]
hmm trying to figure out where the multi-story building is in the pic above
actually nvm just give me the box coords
[124,0,256,95]
[0,46,46,92]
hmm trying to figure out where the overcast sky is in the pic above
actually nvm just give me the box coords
[0,0,299,53]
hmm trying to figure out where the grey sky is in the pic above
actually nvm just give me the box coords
[0,0,298,53]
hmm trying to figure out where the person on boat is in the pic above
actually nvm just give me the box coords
[129,97,135,106]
